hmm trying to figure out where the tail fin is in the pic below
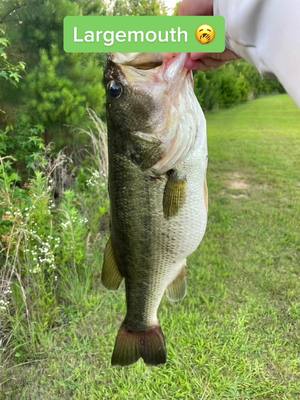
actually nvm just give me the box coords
[111,325,166,366]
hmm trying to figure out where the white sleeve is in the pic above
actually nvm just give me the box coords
[214,0,300,107]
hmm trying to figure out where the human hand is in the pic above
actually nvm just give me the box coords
[179,0,213,17]
[184,50,239,71]
[177,0,239,71]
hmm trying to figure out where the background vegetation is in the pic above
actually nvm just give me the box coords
[0,1,297,399]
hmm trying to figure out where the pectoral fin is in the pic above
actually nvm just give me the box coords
[163,171,187,219]
[101,238,123,290]
[166,266,187,303]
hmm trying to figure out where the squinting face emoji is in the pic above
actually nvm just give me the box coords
[196,24,216,44]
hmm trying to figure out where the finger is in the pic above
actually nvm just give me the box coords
[187,53,227,70]
[190,50,239,63]
[184,53,208,69]
[211,50,239,62]
[179,0,213,16]
[190,52,206,61]
[185,58,213,71]
[179,0,201,16]
[201,57,226,69]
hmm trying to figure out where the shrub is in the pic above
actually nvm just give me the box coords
[0,29,25,87]
[0,112,109,362]
[25,47,105,128]
[194,61,284,111]
[0,122,45,179]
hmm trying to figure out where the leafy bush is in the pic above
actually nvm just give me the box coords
[0,29,25,86]
[0,112,109,362]
[0,122,45,179]
[1,1,106,137]
[25,47,105,130]
[195,61,284,111]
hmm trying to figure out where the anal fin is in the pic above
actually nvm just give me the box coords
[166,266,187,303]
[163,171,187,219]
[101,238,123,290]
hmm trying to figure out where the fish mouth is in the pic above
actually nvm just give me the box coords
[130,61,163,70]
[110,53,164,69]
[110,53,190,83]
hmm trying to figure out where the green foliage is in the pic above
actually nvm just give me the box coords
[58,190,88,268]
[113,0,166,16]
[0,167,61,357]
[3,0,77,56]
[1,0,106,62]
[0,121,45,176]
[24,46,105,132]
[0,29,25,86]
[1,0,106,134]
[195,61,284,111]
[0,139,108,361]
[25,48,85,127]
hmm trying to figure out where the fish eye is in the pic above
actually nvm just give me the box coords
[107,80,123,99]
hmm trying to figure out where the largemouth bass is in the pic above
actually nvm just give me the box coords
[102,52,208,366]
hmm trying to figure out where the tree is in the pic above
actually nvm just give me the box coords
[24,46,105,132]
[0,0,106,138]
[113,0,166,16]
[0,29,25,86]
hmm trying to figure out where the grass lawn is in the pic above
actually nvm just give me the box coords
[2,95,300,399]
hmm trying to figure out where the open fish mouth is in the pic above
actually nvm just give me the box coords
[111,53,164,69]
[110,52,190,84]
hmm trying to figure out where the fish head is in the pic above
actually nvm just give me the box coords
[104,53,161,135]
[104,53,206,173]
